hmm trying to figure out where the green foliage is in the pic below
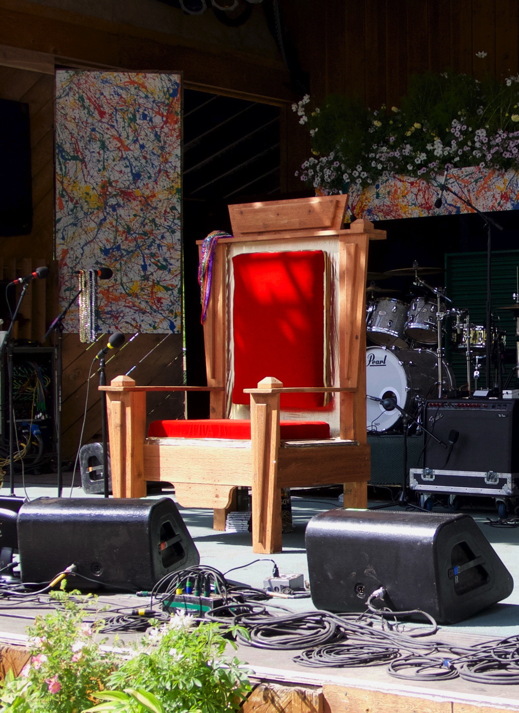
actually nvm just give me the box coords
[0,591,251,713]
[0,590,117,713]
[293,70,519,193]
[85,614,251,713]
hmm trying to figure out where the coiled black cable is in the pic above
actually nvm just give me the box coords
[388,655,459,681]
[294,642,400,668]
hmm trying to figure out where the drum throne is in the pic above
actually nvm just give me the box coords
[101,195,386,553]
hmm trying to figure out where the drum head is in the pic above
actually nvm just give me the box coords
[366,347,408,432]
[366,347,455,433]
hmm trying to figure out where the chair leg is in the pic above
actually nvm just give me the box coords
[343,480,368,509]
[252,483,282,554]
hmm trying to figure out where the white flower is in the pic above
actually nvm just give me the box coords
[167,611,196,631]
[476,51,488,58]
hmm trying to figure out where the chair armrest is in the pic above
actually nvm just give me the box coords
[99,374,224,393]
[243,376,351,395]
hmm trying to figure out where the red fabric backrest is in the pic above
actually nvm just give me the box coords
[232,250,327,410]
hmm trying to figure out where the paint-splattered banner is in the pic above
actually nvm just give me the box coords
[55,70,182,336]
[348,167,519,222]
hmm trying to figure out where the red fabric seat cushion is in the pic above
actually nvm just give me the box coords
[148,418,331,440]
[232,250,327,410]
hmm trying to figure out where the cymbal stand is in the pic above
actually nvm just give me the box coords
[458,311,473,395]
[413,270,451,398]
[473,355,484,392]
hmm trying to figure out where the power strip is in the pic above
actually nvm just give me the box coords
[263,573,306,593]
[162,594,226,616]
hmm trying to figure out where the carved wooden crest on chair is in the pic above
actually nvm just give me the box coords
[101,195,386,553]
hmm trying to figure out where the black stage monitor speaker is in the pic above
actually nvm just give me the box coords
[17,497,200,592]
[424,399,519,472]
[306,509,513,624]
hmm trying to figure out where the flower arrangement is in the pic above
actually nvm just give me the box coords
[0,590,251,713]
[293,69,519,194]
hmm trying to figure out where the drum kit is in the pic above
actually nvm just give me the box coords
[365,262,507,434]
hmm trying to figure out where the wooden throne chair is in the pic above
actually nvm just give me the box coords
[101,195,386,553]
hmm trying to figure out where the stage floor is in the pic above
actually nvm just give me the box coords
[1,471,519,712]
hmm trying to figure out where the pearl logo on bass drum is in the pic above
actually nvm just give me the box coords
[366,351,388,367]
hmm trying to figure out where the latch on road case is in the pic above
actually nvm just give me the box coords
[484,471,499,485]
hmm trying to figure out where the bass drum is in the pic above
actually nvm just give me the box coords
[366,347,455,433]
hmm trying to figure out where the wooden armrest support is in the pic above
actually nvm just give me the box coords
[99,375,223,394]
[244,376,352,395]
[245,385,352,395]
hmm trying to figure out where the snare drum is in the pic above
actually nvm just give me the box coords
[405,297,438,344]
[456,324,487,351]
[366,297,408,349]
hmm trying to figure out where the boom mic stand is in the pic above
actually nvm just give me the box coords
[437,179,504,394]
[367,395,447,511]
[44,289,82,497]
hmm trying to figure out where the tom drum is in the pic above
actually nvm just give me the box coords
[367,298,408,349]
[405,297,439,344]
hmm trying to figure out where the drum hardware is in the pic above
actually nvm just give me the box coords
[385,262,443,277]
[498,299,519,382]
[366,284,400,295]
[472,354,485,392]
[367,271,389,282]
[450,308,475,395]
[410,270,453,398]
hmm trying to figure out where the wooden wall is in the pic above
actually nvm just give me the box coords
[0,0,517,463]
[283,0,519,108]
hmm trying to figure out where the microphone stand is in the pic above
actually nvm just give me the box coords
[44,289,82,497]
[439,180,504,394]
[96,353,110,498]
[368,396,446,511]
[1,282,31,496]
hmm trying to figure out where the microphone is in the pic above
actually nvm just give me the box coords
[434,170,448,208]
[10,266,49,285]
[381,396,397,411]
[95,332,125,360]
[75,267,113,279]
[448,429,459,446]
[367,394,398,411]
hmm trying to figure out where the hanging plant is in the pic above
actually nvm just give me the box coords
[293,69,519,194]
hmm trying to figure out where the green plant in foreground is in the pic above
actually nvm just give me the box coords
[0,591,251,713]
[0,589,117,713]
[85,613,252,713]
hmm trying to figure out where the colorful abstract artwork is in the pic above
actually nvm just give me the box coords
[55,70,182,336]
[348,167,519,222]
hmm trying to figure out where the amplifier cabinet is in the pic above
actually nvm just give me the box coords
[422,399,519,472]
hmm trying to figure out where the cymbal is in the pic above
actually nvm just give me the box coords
[499,304,519,311]
[385,265,443,277]
[366,284,400,294]
[367,271,388,281]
